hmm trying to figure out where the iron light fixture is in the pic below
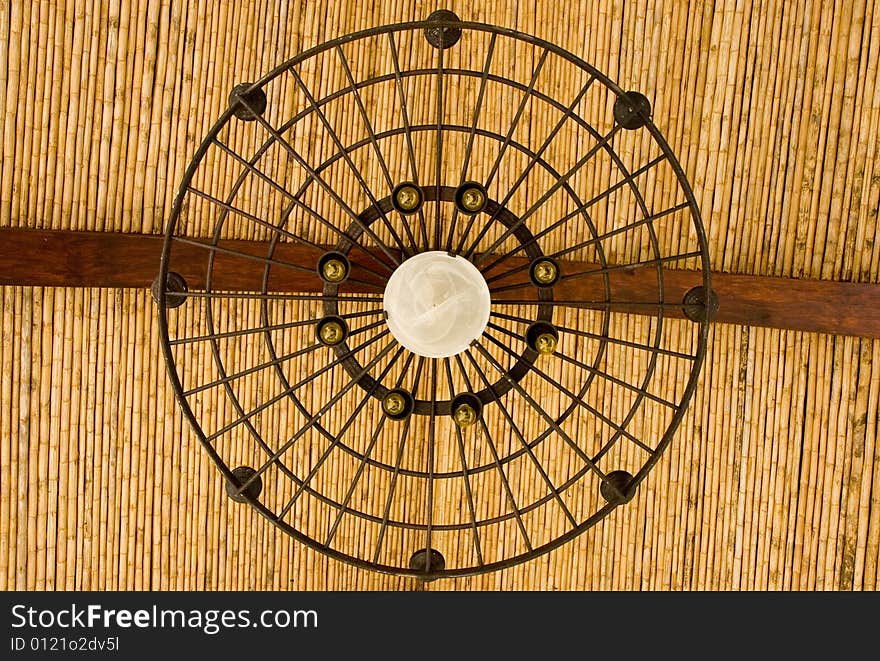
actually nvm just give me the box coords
[156,10,713,579]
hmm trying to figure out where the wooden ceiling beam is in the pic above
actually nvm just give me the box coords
[1,228,878,338]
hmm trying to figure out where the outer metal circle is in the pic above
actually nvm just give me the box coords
[157,17,712,580]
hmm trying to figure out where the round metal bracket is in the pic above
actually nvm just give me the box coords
[424,10,462,49]
[151,271,188,309]
[229,83,267,121]
[613,91,652,130]
[682,286,719,323]
[226,466,263,503]
[600,470,636,505]
[409,548,446,576]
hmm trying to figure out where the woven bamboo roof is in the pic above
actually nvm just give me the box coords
[1,1,879,590]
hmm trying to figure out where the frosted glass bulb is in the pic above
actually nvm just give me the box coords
[383,252,491,358]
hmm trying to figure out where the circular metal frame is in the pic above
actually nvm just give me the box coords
[157,15,712,579]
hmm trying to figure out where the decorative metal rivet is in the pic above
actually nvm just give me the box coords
[530,258,559,286]
[226,466,263,503]
[455,182,487,214]
[600,470,636,505]
[453,403,477,428]
[316,316,348,346]
[424,9,461,50]
[408,548,446,575]
[382,389,414,420]
[535,333,557,355]
[229,82,267,121]
[682,285,719,323]
[613,90,651,130]
[526,321,559,355]
[450,393,482,428]
[392,182,423,214]
[151,271,188,309]
[318,252,350,283]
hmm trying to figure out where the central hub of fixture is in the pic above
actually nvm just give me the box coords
[383,251,491,358]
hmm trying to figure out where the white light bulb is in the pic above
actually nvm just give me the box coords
[383,251,491,358]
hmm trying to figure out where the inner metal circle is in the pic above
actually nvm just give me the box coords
[383,251,491,358]
[322,184,555,416]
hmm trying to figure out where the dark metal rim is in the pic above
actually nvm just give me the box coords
[156,17,712,578]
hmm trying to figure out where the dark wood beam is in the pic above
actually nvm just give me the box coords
[1,228,878,338]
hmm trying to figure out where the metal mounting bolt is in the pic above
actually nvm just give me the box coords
[452,403,478,428]
[532,260,558,285]
[394,184,421,212]
[321,258,347,283]
[460,187,485,212]
[682,286,719,323]
[225,466,263,503]
[319,320,344,345]
[229,82,267,122]
[383,391,407,417]
[151,271,188,309]
[534,332,557,355]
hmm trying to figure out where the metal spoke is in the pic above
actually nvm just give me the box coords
[456,353,533,552]
[469,340,627,502]
[465,342,579,527]
[483,201,689,282]
[212,138,397,275]
[483,326,656,456]
[483,48,549,190]
[185,318,386,398]
[171,233,386,292]
[464,124,622,261]
[335,46,419,256]
[488,251,703,295]
[478,153,668,272]
[231,337,399,498]
[485,322,679,411]
[489,310,696,361]
[373,357,427,564]
[178,290,383,303]
[204,328,391,443]
[275,346,407,522]
[434,45,444,250]
[387,32,430,251]
[170,309,382,346]
[324,352,416,548]
[491,298,686,310]
[445,33,497,252]
[232,91,403,267]
[442,358,483,565]
[424,359,438,557]
[288,66,410,257]
[456,75,596,258]
[187,185,326,254]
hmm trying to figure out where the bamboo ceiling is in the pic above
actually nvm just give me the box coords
[1,0,879,590]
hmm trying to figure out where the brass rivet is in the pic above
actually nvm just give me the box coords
[321,258,347,283]
[534,332,557,355]
[395,185,420,212]
[452,403,477,428]
[533,260,557,285]
[383,392,407,417]
[319,321,344,345]
[460,187,485,212]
